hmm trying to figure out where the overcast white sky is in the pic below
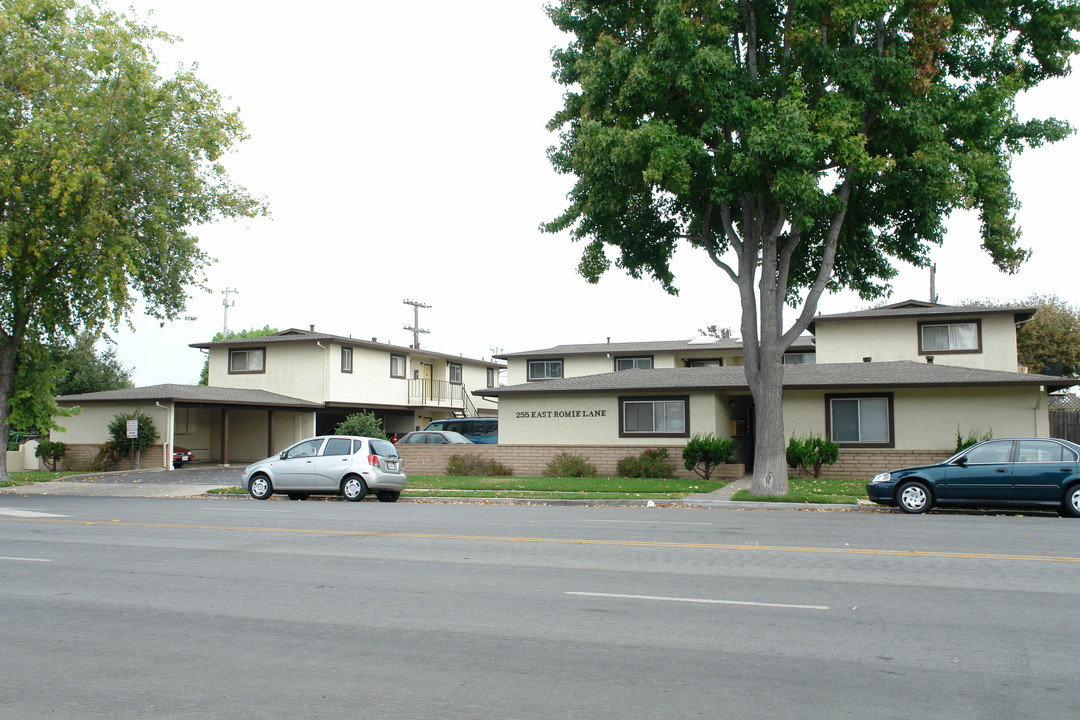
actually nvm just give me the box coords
[102,1,1080,386]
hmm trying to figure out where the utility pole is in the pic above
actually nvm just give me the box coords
[403,299,430,349]
[222,287,238,334]
[929,265,938,304]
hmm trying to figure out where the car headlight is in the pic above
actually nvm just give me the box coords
[870,472,892,484]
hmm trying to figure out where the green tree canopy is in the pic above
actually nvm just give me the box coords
[0,0,265,479]
[545,0,1080,494]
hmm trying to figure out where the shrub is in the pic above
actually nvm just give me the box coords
[34,440,69,471]
[786,433,839,477]
[955,426,993,453]
[543,453,597,478]
[334,411,387,439]
[682,434,739,480]
[106,411,160,453]
[84,444,124,472]
[446,453,514,476]
[616,448,673,478]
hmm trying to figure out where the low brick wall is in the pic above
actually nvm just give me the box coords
[396,444,744,480]
[803,448,952,479]
[57,443,166,472]
[397,444,951,480]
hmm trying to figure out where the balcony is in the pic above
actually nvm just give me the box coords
[408,379,477,415]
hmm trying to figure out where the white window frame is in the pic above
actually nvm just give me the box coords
[228,348,265,374]
[527,359,563,381]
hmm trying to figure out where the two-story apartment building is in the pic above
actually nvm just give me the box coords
[477,301,1072,477]
[49,328,502,468]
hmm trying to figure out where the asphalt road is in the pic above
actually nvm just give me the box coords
[1,496,1077,720]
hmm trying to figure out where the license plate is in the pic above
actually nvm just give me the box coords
[386,462,398,471]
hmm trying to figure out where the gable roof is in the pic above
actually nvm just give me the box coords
[189,328,501,367]
[808,300,1036,331]
[474,361,1074,397]
[55,384,322,408]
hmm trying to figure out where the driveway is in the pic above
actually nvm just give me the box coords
[0,463,243,497]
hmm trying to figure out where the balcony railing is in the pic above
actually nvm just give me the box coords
[407,379,477,415]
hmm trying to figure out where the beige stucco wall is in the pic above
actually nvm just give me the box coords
[783,385,1047,450]
[51,402,175,469]
[506,350,745,385]
[813,314,1020,371]
[497,392,728,445]
[211,341,498,411]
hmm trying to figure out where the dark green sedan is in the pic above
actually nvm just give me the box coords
[866,438,1080,516]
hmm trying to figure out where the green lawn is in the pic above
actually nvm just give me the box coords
[730,476,867,504]
[0,471,83,488]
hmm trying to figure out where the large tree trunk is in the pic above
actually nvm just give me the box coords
[0,332,20,483]
[747,356,788,495]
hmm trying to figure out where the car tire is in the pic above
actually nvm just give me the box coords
[341,476,367,502]
[377,490,400,503]
[287,493,308,501]
[249,475,273,500]
[1062,484,1080,518]
[896,481,932,514]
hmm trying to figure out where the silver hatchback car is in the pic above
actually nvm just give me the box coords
[242,435,406,502]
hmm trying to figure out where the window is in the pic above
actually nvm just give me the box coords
[486,367,496,388]
[827,394,893,446]
[686,359,722,367]
[619,396,689,437]
[341,347,353,373]
[615,356,653,371]
[229,348,265,374]
[448,362,462,384]
[528,359,563,380]
[919,320,981,354]
[390,354,406,378]
[322,437,352,456]
[1017,439,1078,463]
[784,352,816,365]
[965,440,1013,464]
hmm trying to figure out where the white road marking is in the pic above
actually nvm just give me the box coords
[0,507,69,518]
[0,556,51,562]
[566,591,829,611]
[579,519,711,526]
[199,507,292,513]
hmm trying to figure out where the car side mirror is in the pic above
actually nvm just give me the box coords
[279,451,288,459]
[953,455,967,466]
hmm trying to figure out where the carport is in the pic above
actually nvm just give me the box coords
[53,385,324,469]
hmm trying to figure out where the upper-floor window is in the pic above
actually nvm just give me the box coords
[827,394,893,446]
[919,320,981,354]
[229,348,265,374]
[615,356,653,371]
[486,367,496,388]
[686,358,722,367]
[341,347,353,373]
[783,352,816,365]
[448,362,462,384]
[390,354,406,378]
[528,359,563,380]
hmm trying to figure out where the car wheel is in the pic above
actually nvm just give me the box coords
[341,476,367,502]
[377,490,400,503]
[249,475,273,500]
[1062,484,1080,518]
[172,462,183,469]
[287,493,309,501]
[896,481,932,514]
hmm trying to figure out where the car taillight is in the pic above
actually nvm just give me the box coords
[368,454,380,467]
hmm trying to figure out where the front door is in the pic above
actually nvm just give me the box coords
[422,363,433,401]
[942,440,1014,500]
[273,437,324,490]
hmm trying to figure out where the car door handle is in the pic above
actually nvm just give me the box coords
[995,468,1008,473]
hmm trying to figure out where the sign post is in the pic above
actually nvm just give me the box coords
[126,419,139,469]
